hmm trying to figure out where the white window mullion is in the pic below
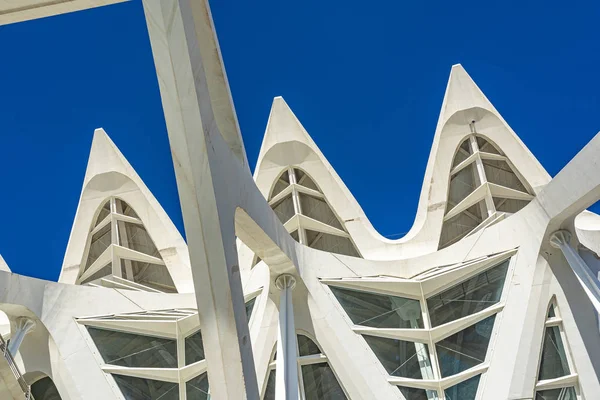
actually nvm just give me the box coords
[469,135,495,217]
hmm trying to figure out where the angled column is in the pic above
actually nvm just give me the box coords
[550,230,600,313]
[141,0,257,398]
[8,317,35,356]
[275,274,299,400]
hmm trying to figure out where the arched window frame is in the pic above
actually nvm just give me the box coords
[266,167,362,258]
[76,197,174,292]
[440,124,535,249]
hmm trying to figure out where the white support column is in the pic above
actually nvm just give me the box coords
[550,230,600,313]
[275,274,299,400]
[8,317,35,356]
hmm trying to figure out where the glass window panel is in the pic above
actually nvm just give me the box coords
[329,286,423,329]
[301,362,347,400]
[538,326,571,380]
[535,387,577,400]
[294,169,320,192]
[118,222,161,258]
[246,297,257,322]
[547,304,556,318]
[116,199,140,219]
[263,369,276,400]
[81,263,112,285]
[186,373,210,400]
[299,193,344,231]
[436,315,496,377]
[122,260,177,293]
[84,223,111,270]
[113,374,179,400]
[493,197,529,214]
[290,230,300,242]
[447,164,480,207]
[270,169,291,200]
[298,335,321,356]
[95,201,111,228]
[272,195,295,224]
[305,230,361,258]
[363,335,433,379]
[185,330,205,365]
[398,386,438,400]
[31,377,62,400]
[439,200,486,250]
[87,327,177,368]
[482,159,529,193]
[444,374,481,400]
[476,136,502,155]
[427,260,509,327]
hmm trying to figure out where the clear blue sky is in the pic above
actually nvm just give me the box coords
[0,1,598,281]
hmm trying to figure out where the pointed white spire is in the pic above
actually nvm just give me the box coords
[0,254,10,272]
[437,64,497,126]
[82,128,139,186]
[256,96,322,165]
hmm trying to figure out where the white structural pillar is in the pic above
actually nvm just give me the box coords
[550,230,600,313]
[275,274,299,400]
[8,317,35,356]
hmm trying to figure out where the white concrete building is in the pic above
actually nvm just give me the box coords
[1,1,600,400]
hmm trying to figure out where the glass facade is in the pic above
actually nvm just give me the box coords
[427,260,509,327]
[444,374,481,400]
[330,286,423,329]
[538,326,571,380]
[397,386,438,400]
[535,387,577,400]
[113,375,178,400]
[88,327,178,368]
[301,363,347,400]
[436,315,495,377]
[363,335,433,379]
[186,373,210,400]
[185,330,205,365]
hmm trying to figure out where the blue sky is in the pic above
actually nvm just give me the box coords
[0,1,598,281]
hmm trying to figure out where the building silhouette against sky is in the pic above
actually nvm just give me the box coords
[0,1,599,400]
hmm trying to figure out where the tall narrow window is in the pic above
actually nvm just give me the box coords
[267,168,361,258]
[440,133,533,249]
[535,301,578,397]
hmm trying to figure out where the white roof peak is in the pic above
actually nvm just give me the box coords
[83,128,135,186]
[0,254,10,272]
[439,64,497,125]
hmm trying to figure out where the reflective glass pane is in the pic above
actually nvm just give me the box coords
[398,386,438,400]
[185,330,205,365]
[476,136,502,155]
[294,169,320,192]
[87,327,177,368]
[535,387,577,400]
[121,260,177,293]
[538,326,571,380]
[439,200,486,249]
[299,193,344,231]
[493,197,529,214]
[246,297,257,322]
[84,223,111,270]
[118,222,161,258]
[301,363,347,400]
[272,196,295,224]
[363,335,433,379]
[305,230,361,258]
[31,377,62,400]
[113,374,178,400]
[329,286,423,329]
[263,370,276,400]
[436,315,496,377]
[482,159,528,193]
[447,164,480,206]
[427,260,509,327]
[547,305,556,318]
[116,199,140,219]
[452,140,471,168]
[95,201,111,228]
[271,170,290,199]
[81,263,112,285]
[186,373,210,400]
[444,374,480,400]
[298,335,321,356]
